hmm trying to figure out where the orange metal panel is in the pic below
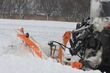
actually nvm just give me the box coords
[18,34,42,58]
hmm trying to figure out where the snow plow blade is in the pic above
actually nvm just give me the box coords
[59,31,71,63]
[18,34,42,58]
[17,34,42,58]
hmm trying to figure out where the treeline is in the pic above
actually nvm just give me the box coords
[0,0,90,21]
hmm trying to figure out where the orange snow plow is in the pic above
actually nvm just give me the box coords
[71,61,82,69]
[62,31,83,69]
[63,31,71,46]
[59,31,71,63]
[18,34,42,58]
[16,29,42,58]
[48,31,83,69]
[48,31,71,63]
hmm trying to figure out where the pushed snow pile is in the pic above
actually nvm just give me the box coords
[0,55,101,73]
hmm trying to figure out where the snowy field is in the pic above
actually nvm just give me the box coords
[0,19,101,73]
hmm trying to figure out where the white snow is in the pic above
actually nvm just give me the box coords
[0,19,101,73]
[90,0,101,18]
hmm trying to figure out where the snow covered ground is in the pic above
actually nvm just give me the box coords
[0,19,101,73]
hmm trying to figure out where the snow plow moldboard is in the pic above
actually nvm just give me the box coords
[16,30,42,58]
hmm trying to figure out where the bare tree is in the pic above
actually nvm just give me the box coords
[0,0,90,21]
